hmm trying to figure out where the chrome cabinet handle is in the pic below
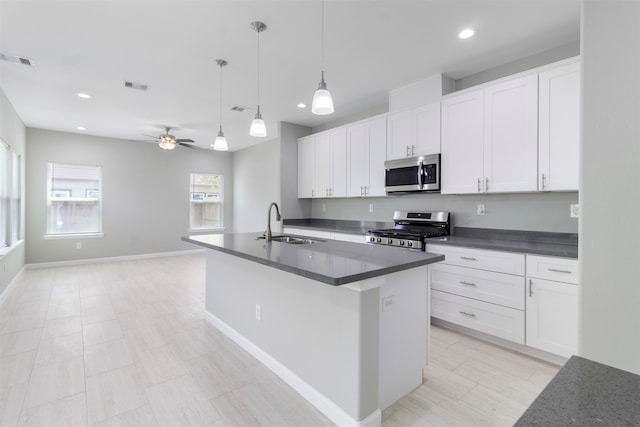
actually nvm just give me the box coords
[460,256,477,261]
[364,186,368,196]
[411,145,416,156]
[548,268,572,274]
[541,173,547,190]
[477,178,481,193]
[406,146,410,157]
[459,311,476,318]
[311,189,315,197]
[529,279,533,297]
[360,186,364,196]
[485,177,489,192]
[460,281,476,287]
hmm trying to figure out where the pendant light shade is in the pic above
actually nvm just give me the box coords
[212,59,229,151]
[250,21,267,137]
[312,71,334,115]
[312,0,334,115]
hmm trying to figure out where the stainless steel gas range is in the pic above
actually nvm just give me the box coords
[365,211,450,250]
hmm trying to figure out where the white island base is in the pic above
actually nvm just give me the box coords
[203,250,429,427]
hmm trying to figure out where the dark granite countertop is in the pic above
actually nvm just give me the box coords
[284,219,579,259]
[182,232,444,286]
[515,355,640,426]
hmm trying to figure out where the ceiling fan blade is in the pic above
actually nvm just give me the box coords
[128,139,157,143]
[178,142,197,149]
[141,134,160,139]
[176,139,194,143]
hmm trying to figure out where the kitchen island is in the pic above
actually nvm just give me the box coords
[182,233,444,427]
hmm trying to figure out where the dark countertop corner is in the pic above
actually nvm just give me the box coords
[515,355,640,426]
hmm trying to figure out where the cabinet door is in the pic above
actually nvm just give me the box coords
[330,128,347,197]
[441,90,484,194]
[386,109,415,160]
[526,278,578,357]
[367,116,387,197]
[297,136,316,198]
[484,74,538,193]
[539,61,580,191]
[316,132,332,197]
[415,102,441,155]
[346,123,368,197]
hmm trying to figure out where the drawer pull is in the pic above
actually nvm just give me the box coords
[459,281,476,287]
[459,311,476,318]
[529,279,533,297]
[460,256,477,261]
[547,268,572,274]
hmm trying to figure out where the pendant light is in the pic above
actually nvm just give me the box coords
[212,59,229,151]
[311,0,334,115]
[250,21,267,137]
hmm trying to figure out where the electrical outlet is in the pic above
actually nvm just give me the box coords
[477,204,486,216]
[369,204,374,213]
[382,295,395,312]
[321,203,326,212]
[570,204,579,218]
[255,304,262,321]
[76,242,82,249]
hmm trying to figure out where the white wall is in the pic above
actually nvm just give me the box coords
[25,128,233,264]
[232,137,280,233]
[0,89,26,294]
[579,1,640,374]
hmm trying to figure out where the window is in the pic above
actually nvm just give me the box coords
[46,162,102,236]
[189,173,223,230]
[1,139,20,250]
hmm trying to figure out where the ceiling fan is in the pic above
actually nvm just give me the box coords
[140,127,196,150]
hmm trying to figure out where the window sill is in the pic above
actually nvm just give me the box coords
[44,233,104,240]
[188,227,225,234]
[0,239,24,258]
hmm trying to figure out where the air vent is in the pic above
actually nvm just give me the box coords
[123,80,149,91]
[231,106,248,112]
[0,53,34,66]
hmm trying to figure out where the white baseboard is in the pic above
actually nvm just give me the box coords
[26,249,205,269]
[0,265,26,305]
[203,310,382,427]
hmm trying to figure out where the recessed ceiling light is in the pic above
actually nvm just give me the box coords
[458,28,476,39]
[297,103,307,109]
[77,126,86,131]
[76,92,92,99]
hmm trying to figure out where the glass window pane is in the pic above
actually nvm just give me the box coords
[47,162,102,235]
[189,173,223,230]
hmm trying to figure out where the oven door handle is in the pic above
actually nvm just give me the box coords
[417,160,424,190]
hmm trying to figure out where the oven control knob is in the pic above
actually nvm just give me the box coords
[388,239,393,244]
[375,237,381,243]
[407,241,413,247]
[369,237,375,243]
[399,240,405,246]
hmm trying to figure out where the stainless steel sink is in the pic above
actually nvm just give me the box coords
[271,235,318,244]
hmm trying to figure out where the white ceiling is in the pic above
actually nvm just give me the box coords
[0,1,580,152]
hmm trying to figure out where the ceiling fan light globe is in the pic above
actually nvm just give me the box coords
[250,117,267,137]
[212,135,229,151]
[312,88,334,115]
[159,140,176,150]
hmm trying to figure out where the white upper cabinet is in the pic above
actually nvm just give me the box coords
[387,101,440,160]
[316,128,347,198]
[346,116,387,197]
[484,74,539,193]
[441,90,485,194]
[538,60,580,191]
[442,74,538,194]
[297,135,316,198]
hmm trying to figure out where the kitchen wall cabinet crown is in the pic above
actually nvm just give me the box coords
[386,101,441,160]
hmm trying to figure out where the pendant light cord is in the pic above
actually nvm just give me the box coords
[321,0,325,74]
[219,63,223,129]
[257,27,261,107]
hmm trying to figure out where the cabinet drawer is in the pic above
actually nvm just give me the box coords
[427,244,525,275]
[431,263,524,310]
[431,290,525,344]
[526,255,578,284]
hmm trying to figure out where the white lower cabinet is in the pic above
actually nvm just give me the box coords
[427,244,526,344]
[525,255,579,358]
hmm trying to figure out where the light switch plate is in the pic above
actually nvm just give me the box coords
[477,204,486,216]
[570,204,579,218]
[368,204,374,213]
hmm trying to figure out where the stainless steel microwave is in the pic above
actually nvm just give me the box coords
[384,154,440,194]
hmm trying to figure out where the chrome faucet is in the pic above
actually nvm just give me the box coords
[265,202,282,241]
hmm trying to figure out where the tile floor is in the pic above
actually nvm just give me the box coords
[0,253,559,426]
